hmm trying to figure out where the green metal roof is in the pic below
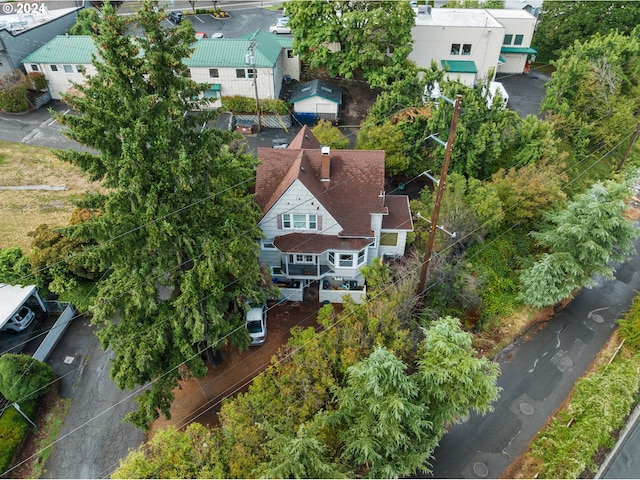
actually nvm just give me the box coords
[441,60,477,74]
[499,55,506,63]
[22,35,97,64]
[186,29,290,68]
[500,46,537,55]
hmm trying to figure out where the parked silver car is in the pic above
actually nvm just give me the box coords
[2,306,35,333]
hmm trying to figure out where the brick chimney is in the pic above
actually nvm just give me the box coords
[321,146,331,181]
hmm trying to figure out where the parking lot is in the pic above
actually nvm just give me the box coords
[164,6,289,39]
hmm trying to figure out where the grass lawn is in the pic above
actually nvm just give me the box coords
[0,142,103,252]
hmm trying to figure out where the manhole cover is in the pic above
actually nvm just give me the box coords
[590,313,604,323]
[473,462,489,477]
[63,356,75,364]
[520,402,534,415]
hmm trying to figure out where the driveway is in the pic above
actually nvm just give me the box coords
[498,70,550,118]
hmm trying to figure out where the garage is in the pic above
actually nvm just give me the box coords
[0,284,47,332]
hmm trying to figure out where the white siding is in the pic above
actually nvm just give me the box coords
[409,23,504,85]
[26,62,95,100]
[280,49,301,82]
[189,65,276,101]
[293,96,338,115]
[259,179,340,240]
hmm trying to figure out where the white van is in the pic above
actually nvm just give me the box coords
[483,81,509,109]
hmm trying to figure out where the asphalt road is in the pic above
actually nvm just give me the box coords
[427,235,640,479]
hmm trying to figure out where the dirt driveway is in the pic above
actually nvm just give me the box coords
[148,300,323,436]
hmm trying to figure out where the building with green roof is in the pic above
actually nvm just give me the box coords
[186,29,300,108]
[22,35,98,100]
[22,29,300,104]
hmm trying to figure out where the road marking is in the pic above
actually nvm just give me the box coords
[193,15,204,23]
[48,109,69,126]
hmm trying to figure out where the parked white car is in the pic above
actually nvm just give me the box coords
[245,305,267,345]
[1,306,35,333]
[483,81,509,109]
[269,23,291,34]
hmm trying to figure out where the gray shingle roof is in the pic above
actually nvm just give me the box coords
[291,79,342,105]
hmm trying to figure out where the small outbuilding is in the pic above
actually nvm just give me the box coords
[291,79,342,125]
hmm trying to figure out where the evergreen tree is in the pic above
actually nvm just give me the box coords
[332,346,434,478]
[519,180,639,307]
[55,1,264,428]
[0,354,53,403]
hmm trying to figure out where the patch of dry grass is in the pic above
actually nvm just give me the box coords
[0,141,103,252]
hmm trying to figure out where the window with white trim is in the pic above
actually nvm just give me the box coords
[289,254,316,264]
[380,232,398,246]
[30,64,38,72]
[282,213,317,230]
[462,44,472,55]
[63,65,73,73]
[261,240,277,250]
[514,34,524,46]
[236,68,246,79]
[50,65,58,72]
[328,249,367,268]
[503,34,513,45]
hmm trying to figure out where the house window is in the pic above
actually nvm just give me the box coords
[287,49,294,59]
[328,251,334,265]
[31,64,38,72]
[369,237,377,248]
[339,253,354,267]
[357,249,366,265]
[270,265,283,275]
[450,43,460,55]
[514,34,524,45]
[380,232,398,246]
[236,69,246,79]
[503,34,513,45]
[282,213,317,230]
[297,254,315,263]
[462,44,472,56]
[63,65,73,73]
[261,241,277,250]
[248,68,256,79]
[209,68,219,78]
[51,65,58,72]
[76,65,85,73]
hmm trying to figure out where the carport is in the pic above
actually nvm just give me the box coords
[0,284,46,329]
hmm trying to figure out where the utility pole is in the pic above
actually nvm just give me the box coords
[615,124,640,173]
[245,43,262,132]
[416,94,462,298]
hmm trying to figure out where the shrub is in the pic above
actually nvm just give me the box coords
[311,120,349,148]
[618,294,640,352]
[27,72,47,91]
[0,400,38,472]
[0,71,29,113]
[529,354,640,478]
[221,96,289,115]
[0,354,54,403]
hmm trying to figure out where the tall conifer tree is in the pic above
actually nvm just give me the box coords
[56,0,263,427]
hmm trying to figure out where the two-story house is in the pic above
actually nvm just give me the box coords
[21,34,97,100]
[409,6,537,86]
[255,127,413,304]
[185,29,300,108]
[23,29,300,104]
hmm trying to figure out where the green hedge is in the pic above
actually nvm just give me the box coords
[0,400,38,472]
[221,96,290,115]
[0,81,29,113]
[529,353,640,478]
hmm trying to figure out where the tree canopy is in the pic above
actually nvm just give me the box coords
[55,1,264,428]
[533,1,640,61]
[519,180,639,307]
[286,0,415,88]
[114,262,500,477]
[0,354,53,403]
[67,7,102,35]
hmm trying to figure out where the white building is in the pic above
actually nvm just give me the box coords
[22,30,300,105]
[22,35,97,100]
[409,6,536,86]
[185,30,300,108]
